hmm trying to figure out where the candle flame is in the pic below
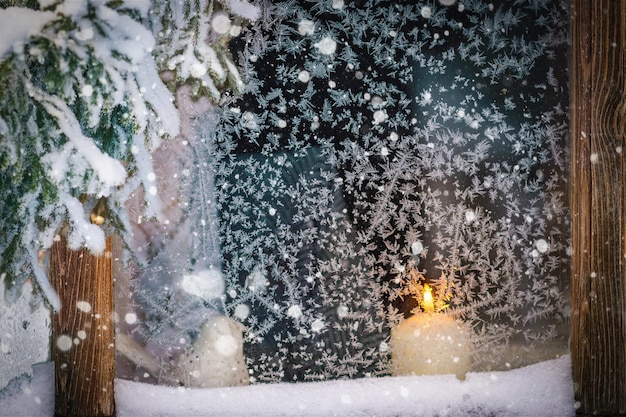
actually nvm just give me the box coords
[422,284,434,313]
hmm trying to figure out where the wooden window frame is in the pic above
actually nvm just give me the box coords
[570,0,626,415]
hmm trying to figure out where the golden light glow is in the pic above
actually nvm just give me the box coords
[422,284,434,313]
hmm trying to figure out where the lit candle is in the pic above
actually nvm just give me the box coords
[391,284,472,380]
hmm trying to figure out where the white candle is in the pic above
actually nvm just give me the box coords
[391,284,472,380]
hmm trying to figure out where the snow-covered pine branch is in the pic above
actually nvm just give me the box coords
[149,0,259,101]
[0,0,258,310]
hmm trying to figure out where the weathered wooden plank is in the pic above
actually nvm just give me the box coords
[51,235,115,417]
[570,0,626,415]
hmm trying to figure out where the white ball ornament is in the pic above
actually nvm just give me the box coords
[175,315,249,388]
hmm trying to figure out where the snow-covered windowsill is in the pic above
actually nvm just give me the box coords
[1,355,575,417]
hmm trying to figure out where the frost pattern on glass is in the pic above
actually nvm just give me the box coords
[206,0,570,381]
[0,277,50,389]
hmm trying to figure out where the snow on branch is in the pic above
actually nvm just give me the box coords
[29,83,127,196]
[0,7,55,57]
[150,0,259,101]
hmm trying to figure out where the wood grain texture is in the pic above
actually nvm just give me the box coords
[51,236,115,417]
[570,0,626,415]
